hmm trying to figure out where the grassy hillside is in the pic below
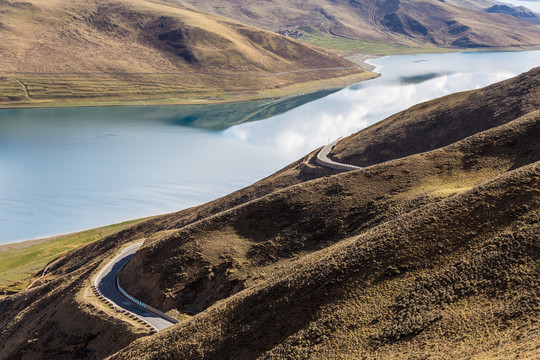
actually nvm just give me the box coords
[110,71,540,359]
[0,68,538,359]
[174,0,540,53]
[0,219,145,296]
[114,120,540,359]
[331,67,540,166]
[0,0,373,107]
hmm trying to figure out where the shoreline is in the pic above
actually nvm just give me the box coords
[343,53,381,72]
[2,48,539,247]
[3,46,538,111]
[0,66,379,249]
[0,67,379,111]
[0,218,148,295]
[0,217,152,252]
[1,49,539,294]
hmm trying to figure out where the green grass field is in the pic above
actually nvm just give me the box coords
[299,28,540,56]
[0,219,146,294]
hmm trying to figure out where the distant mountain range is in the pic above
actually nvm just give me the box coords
[448,0,540,24]
[174,0,540,48]
[486,4,540,24]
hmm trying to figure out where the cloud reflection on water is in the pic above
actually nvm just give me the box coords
[225,51,530,159]
[1,50,538,243]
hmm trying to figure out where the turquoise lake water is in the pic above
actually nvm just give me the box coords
[0,50,539,244]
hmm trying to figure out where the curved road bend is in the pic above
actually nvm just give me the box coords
[93,138,358,331]
[316,138,362,171]
[94,243,176,331]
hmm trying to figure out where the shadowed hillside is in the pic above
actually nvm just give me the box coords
[331,66,540,166]
[0,0,372,107]
[0,68,539,359]
[111,68,540,359]
[485,4,540,25]
[173,0,540,51]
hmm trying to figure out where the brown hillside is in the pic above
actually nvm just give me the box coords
[331,66,540,166]
[117,107,540,313]
[174,0,540,49]
[0,0,371,107]
[112,101,540,359]
[0,68,539,359]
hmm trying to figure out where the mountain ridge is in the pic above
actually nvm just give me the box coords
[486,4,540,25]
[173,0,540,49]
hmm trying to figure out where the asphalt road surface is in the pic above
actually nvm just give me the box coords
[316,138,362,171]
[94,243,176,331]
[94,136,360,332]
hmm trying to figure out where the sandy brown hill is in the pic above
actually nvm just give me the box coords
[111,79,540,359]
[331,66,540,166]
[0,0,351,74]
[113,121,540,359]
[0,0,371,107]
[173,0,540,49]
[0,68,539,359]
[116,107,540,312]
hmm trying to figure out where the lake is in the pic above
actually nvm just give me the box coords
[1,50,539,244]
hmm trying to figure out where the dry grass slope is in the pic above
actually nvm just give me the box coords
[174,0,540,51]
[332,66,540,166]
[0,0,371,107]
[108,101,540,359]
[0,68,538,359]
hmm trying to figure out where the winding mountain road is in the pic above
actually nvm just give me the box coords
[94,242,177,331]
[93,136,358,332]
[316,138,362,171]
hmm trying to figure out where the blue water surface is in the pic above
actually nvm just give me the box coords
[1,50,538,243]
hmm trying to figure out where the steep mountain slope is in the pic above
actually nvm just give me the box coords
[444,0,493,9]
[173,0,540,49]
[1,68,539,359]
[0,0,371,107]
[112,71,540,358]
[486,4,540,25]
[331,66,540,166]
[114,132,540,359]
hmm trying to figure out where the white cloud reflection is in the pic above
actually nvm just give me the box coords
[2,50,538,243]
[225,50,534,158]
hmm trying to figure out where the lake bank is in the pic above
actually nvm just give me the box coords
[3,46,538,110]
[0,67,377,110]
[0,218,146,295]
[1,50,539,245]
